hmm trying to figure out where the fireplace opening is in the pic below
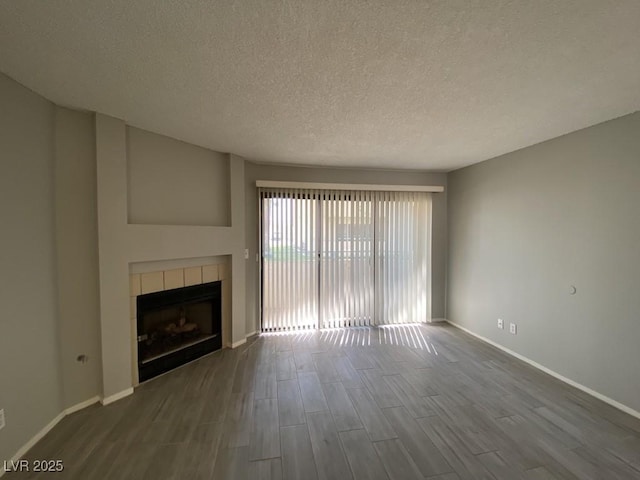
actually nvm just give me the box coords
[137,281,222,382]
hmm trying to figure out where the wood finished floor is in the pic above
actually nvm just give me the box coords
[8,323,640,479]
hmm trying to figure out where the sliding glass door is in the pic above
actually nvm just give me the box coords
[260,188,431,331]
[261,190,318,331]
[375,191,430,325]
[320,191,375,328]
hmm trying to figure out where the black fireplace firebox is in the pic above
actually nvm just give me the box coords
[137,281,222,382]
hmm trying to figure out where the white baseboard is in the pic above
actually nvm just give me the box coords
[246,330,258,337]
[2,395,102,478]
[6,412,64,473]
[430,317,447,323]
[101,387,134,406]
[231,338,247,348]
[65,395,100,415]
[445,319,640,421]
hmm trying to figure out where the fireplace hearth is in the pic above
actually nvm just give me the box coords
[137,281,222,381]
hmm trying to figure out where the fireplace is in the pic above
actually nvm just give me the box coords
[136,281,222,381]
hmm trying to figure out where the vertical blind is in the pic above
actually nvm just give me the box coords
[260,188,431,331]
[261,189,318,331]
[321,190,375,328]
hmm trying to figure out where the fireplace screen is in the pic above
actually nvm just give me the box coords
[137,281,222,381]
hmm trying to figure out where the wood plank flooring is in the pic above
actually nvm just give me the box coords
[8,323,640,479]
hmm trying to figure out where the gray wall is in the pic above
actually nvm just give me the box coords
[54,107,102,409]
[244,162,448,334]
[0,74,63,461]
[448,112,640,413]
[127,126,230,226]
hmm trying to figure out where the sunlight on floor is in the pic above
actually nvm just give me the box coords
[260,323,439,353]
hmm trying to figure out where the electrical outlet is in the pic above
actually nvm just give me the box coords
[510,323,517,335]
[497,318,504,329]
[244,249,249,260]
[0,408,5,430]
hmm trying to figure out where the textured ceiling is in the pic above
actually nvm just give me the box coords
[1,1,639,171]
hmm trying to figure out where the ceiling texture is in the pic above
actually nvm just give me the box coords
[1,1,639,171]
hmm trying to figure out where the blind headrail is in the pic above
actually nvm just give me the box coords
[255,180,444,193]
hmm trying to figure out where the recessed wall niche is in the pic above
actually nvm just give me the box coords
[126,126,231,226]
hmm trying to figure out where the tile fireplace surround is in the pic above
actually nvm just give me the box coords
[129,262,231,386]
